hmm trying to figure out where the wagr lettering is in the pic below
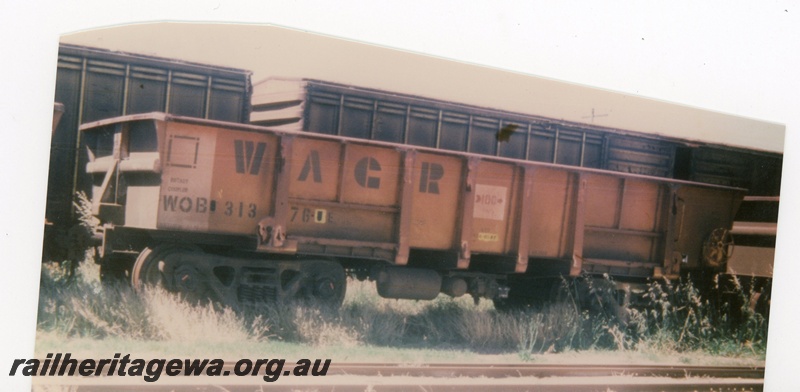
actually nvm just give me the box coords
[234,140,267,175]
[298,150,323,183]
[297,152,391,191]
[354,157,381,189]
[419,162,444,194]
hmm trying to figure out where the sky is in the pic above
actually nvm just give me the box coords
[1,1,798,390]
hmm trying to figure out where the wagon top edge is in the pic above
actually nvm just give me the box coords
[79,111,750,193]
[59,43,253,79]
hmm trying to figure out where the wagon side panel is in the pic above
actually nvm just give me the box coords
[526,168,577,259]
[471,161,516,254]
[581,174,668,276]
[408,153,463,250]
[207,128,278,234]
[286,137,402,244]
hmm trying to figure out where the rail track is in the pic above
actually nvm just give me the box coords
[317,362,765,379]
[32,362,765,391]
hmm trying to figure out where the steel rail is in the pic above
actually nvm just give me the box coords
[42,383,765,392]
[32,362,765,392]
[47,360,765,379]
[214,361,766,379]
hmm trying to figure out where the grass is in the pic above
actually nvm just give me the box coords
[35,259,768,365]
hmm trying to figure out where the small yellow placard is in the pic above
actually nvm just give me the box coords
[314,209,328,224]
[478,232,499,242]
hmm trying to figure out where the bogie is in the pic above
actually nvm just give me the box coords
[129,244,347,308]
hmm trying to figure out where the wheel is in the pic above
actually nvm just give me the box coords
[131,245,211,303]
[703,228,734,269]
[293,260,347,308]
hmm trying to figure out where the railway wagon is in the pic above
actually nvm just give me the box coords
[45,44,252,262]
[83,112,745,307]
